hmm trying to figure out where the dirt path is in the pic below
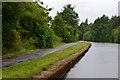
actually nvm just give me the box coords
[2,41,83,68]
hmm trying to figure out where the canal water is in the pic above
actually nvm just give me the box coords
[66,42,118,78]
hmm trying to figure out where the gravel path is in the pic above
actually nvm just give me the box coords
[2,41,83,68]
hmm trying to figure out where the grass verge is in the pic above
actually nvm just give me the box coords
[3,42,66,58]
[2,49,41,58]
[53,42,66,48]
[2,41,90,78]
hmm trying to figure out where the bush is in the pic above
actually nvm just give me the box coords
[3,38,36,55]
[3,29,21,50]
[35,26,55,48]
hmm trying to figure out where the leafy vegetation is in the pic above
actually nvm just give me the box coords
[2,2,56,56]
[78,15,120,43]
[2,1,119,79]
[2,2,120,57]
[2,41,90,78]
[52,4,79,43]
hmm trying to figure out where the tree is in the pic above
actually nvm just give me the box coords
[52,4,79,42]
[83,31,93,41]
[112,26,120,43]
[79,14,120,43]
[59,4,79,27]
[2,2,56,54]
[91,15,109,41]
[2,2,26,48]
[78,19,89,40]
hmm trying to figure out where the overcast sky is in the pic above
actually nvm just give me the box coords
[42,0,119,23]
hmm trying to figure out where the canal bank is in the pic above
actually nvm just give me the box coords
[33,43,91,79]
[2,41,91,78]
[2,41,83,68]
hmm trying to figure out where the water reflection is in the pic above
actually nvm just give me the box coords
[66,42,118,78]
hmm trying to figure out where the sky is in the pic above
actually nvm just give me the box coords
[41,0,119,23]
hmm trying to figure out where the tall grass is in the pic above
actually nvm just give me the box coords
[3,38,36,57]
[3,36,66,57]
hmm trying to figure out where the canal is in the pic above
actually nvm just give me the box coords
[66,42,118,78]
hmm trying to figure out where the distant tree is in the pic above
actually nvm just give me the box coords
[112,26,120,43]
[79,14,120,43]
[83,31,93,41]
[52,15,64,37]
[52,4,79,42]
[59,4,79,27]
[92,15,109,41]
[78,19,89,40]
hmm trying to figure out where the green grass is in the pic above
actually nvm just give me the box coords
[3,42,66,58]
[2,41,90,78]
[2,49,41,58]
[53,42,66,47]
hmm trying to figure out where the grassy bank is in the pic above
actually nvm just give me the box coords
[53,42,66,47]
[2,49,41,58]
[2,41,90,78]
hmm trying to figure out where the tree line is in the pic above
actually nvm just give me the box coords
[79,15,120,43]
[2,2,120,55]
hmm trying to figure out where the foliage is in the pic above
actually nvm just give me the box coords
[2,2,55,55]
[83,31,93,41]
[2,2,120,56]
[111,26,120,43]
[78,15,120,43]
[52,4,79,43]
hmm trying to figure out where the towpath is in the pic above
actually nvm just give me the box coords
[2,41,83,68]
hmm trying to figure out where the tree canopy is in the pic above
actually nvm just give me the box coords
[52,4,79,43]
[2,2,120,55]
[2,2,55,54]
[78,15,120,43]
